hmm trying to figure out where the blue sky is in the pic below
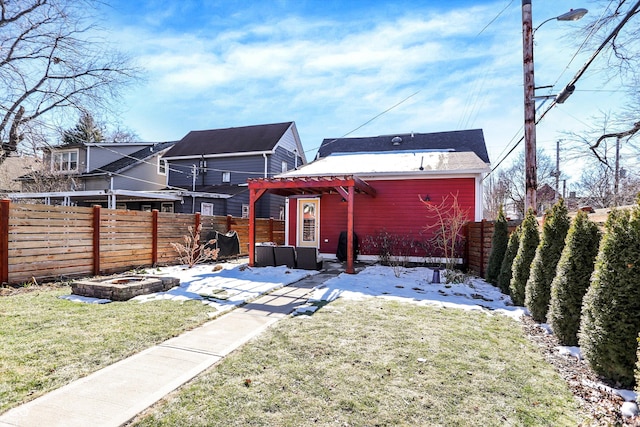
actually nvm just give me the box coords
[99,0,625,172]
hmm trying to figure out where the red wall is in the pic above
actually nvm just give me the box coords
[287,177,476,257]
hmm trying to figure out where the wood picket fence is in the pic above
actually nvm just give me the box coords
[0,200,284,285]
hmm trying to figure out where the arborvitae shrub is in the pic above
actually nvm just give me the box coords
[497,225,520,295]
[486,206,508,285]
[579,203,640,388]
[547,210,601,346]
[509,209,539,306]
[525,199,571,322]
[636,335,640,400]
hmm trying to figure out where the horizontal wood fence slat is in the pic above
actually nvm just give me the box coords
[465,220,520,278]
[0,200,285,285]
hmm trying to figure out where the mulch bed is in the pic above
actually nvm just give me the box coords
[521,316,639,426]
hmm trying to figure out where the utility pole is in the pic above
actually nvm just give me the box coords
[614,135,621,206]
[522,0,537,214]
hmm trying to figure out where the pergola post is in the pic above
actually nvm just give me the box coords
[345,185,355,274]
[248,188,266,266]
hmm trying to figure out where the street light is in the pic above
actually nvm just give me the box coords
[522,2,587,214]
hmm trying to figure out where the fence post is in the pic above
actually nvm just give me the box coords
[152,210,158,266]
[194,212,201,232]
[463,222,470,272]
[93,205,101,276]
[226,215,232,232]
[1,199,10,284]
[479,219,486,278]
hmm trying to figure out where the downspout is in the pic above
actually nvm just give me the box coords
[263,153,268,178]
[86,146,91,173]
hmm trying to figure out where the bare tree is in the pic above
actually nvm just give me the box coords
[576,162,614,209]
[492,149,555,218]
[577,1,640,83]
[0,0,139,164]
[483,172,510,220]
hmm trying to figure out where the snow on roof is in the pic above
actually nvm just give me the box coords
[280,150,489,178]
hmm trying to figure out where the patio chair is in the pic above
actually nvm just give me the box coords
[273,246,296,268]
[295,247,323,270]
[255,245,276,267]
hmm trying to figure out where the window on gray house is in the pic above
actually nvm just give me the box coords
[52,150,79,173]
[222,171,230,183]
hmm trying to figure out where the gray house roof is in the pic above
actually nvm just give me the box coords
[85,141,177,176]
[164,122,295,158]
[317,129,490,164]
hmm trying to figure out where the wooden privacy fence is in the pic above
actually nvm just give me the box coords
[464,219,520,278]
[0,200,285,285]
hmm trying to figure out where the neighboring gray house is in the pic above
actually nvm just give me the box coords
[11,141,181,210]
[162,121,307,218]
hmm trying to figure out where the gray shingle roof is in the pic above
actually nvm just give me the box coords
[317,129,490,164]
[164,122,294,158]
[88,141,177,174]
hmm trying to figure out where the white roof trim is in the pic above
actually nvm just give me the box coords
[8,189,183,201]
[163,150,273,161]
[280,151,490,177]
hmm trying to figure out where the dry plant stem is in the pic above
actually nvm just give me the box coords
[170,224,220,268]
[421,192,469,272]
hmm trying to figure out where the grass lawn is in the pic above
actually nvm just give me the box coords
[132,298,581,426]
[0,285,215,413]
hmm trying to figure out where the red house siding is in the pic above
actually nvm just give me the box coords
[286,177,476,257]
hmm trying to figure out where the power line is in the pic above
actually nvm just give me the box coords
[485,0,640,180]
[303,90,421,155]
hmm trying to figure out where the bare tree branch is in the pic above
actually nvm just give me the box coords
[0,0,141,164]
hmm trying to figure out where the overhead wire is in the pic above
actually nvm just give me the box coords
[484,0,639,180]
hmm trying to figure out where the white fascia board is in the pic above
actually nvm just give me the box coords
[163,150,273,161]
[356,169,490,180]
[177,191,233,199]
[108,190,181,200]
[9,190,106,199]
[9,190,182,201]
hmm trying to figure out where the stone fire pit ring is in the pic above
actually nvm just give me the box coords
[71,275,180,301]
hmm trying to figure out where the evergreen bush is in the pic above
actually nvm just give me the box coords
[497,225,520,295]
[579,203,640,387]
[547,210,601,346]
[636,335,640,400]
[509,209,539,306]
[485,206,508,285]
[525,199,570,322]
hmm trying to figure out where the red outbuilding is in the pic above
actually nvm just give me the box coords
[248,129,490,273]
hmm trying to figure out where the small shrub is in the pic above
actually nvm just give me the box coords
[509,210,539,306]
[444,269,471,284]
[497,225,520,295]
[171,224,220,268]
[525,199,570,323]
[547,210,601,346]
[361,230,421,277]
[579,203,640,388]
[486,206,508,285]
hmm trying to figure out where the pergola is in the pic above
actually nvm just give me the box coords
[247,175,376,274]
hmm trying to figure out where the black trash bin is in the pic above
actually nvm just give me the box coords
[336,231,358,262]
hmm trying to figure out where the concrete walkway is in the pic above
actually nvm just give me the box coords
[0,270,340,427]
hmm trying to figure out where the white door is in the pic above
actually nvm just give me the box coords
[297,198,319,247]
